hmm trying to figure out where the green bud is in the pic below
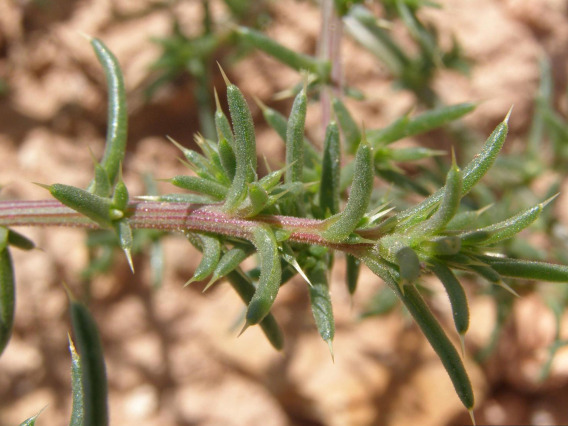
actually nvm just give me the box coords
[396,246,421,286]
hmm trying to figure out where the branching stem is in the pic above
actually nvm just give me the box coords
[0,199,372,253]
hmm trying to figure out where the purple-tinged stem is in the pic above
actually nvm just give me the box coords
[0,199,372,253]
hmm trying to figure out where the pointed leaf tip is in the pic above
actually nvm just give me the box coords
[327,339,335,363]
[123,248,134,273]
[469,408,476,426]
[459,333,466,357]
[77,31,93,42]
[183,277,196,288]
[253,95,267,111]
[497,280,520,297]
[62,281,77,303]
[450,146,458,168]
[32,182,51,191]
[214,87,221,111]
[504,105,514,124]
[217,62,232,86]
[202,277,218,293]
[238,321,250,337]
[542,192,560,208]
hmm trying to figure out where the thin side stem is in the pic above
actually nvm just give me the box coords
[319,0,343,132]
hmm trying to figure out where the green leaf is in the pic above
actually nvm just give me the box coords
[226,267,284,350]
[170,175,228,200]
[0,245,14,356]
[18,408,45,426]
[205,245,254,291]
[480,257,568,283]
[307,261,335,359]
[46,183,116,228]
[319,122,341,217]
[361,255,474,410]
[395,112,509,224]
[69,336,84,426]
[322,140,373,242]
[346,254,361,295]
[185,233,221,285]
[69,294,109,426]
[6,229,35,251]
[411,155,462,234]
[285,86,308,184]
[430,261,469,341]
[221,70,258,213]
[90,38,128,187]
[461,197,553,246]
[214,88,235,147]
[244,225,282,327]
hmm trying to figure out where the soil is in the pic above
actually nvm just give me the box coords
[1,1,568,425]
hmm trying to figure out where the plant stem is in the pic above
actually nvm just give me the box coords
[319,0,343,132]
[0,199,371,252]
